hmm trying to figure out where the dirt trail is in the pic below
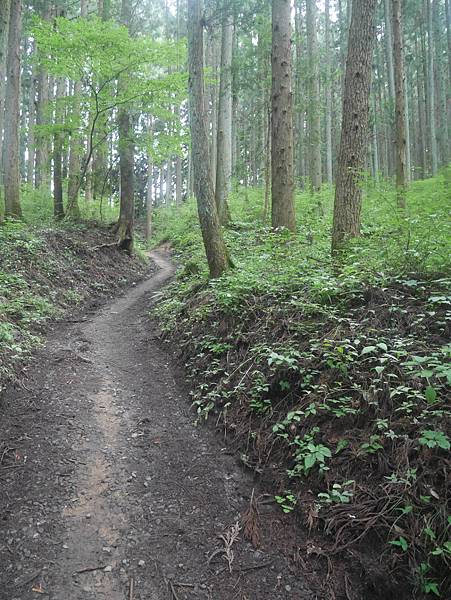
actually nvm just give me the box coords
[0,248,314,600]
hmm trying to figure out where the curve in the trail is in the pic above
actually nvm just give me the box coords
[0,247,314,600]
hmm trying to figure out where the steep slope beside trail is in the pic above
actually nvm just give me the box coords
[0,247,315,600]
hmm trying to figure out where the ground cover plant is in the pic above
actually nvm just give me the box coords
[152,173,451,598]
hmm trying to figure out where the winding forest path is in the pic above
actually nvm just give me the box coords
[0,248,314,600]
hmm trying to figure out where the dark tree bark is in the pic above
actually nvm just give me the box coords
[271,0,296,232]
[3,0,22,218]
[53,76,65,220]
[0,0,11,193]
[187,0,230,278]
[34,3,51,192]
[215,2,233,225]
[392,0,407,207]
[306,0,322,192]
[66,0,88,219]
[332,0,377,252]
[115,0,135,252]
[116,108,135,252]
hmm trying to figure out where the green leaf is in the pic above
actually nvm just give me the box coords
[419,369,434,378]
[389,536,408,551]
[361,346,376,355]
[304,454,316,469]
[425,386,437,404]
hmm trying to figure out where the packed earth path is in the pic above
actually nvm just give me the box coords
[0,248,316,600]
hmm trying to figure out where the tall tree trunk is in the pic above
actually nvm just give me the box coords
[145,115,153,241]
[53,76,65,219]
[332,0,377,252]
[306,0,322,192]
[187,0,230,278]
[146,163,153,241]
[215,4,233,225]
[271,0,296,232]
[166,157,172,204]
[34,4,51,191]
[0,0,11,196]
[115,0,135,252]
[207,31,218,191]
[325,0,333,185]
[175,156,182,205]
[92,0,110,201]
[3,0,22,218]
[27,47,37,186]
[294,0,305,185]
[263,108,271,220]
[426,0,438,175]
[404,72,412,182]
[392,0,407,207]
[384,0,396,100]
[174,105,182,206]
[371,94,379,179]
[159,165,164,206]
[66,0,88,218]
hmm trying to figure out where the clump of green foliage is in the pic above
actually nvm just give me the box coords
[152,173,450,598]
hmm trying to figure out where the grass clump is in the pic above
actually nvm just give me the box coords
[152,173,450,599]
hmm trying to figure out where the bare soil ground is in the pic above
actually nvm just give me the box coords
[0,248,317,600]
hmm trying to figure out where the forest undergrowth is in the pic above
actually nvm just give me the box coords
[152,173,451,598]
[0,216,145,394]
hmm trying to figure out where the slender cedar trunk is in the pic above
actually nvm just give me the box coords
[207,31,218,190]
[426,0,438,175]
[325,0,333,185]
[434,0,449,166]
[174,106,182,206]
[415,36,427,178]
[384,0,396,100]
[392,0,407,207]
[27,46,37,186]
[116,109,134,251]
[66,0,88,218]
[371,94,379,179]
[53,76,65,219]
[294,0,304,185]
[215,5,233,225]
[66,76,83,218]
[332,0,377,252]
[35,4,51,191]
[306,0,322,192]
[404,70,411,183]
[447,0,451,81]
[187,0,230,279]
[263,108,271,221]
[146,162,153,241]
[3,0,22,218]
[175,156,182,206]
[166,157,172,204]
[271,0,296,232]
[231,19,238,182]
[145,115,153,241]
[159,165,164,206]
[92,0,109,201]
[115,0,134,252]
[0,0,11,195]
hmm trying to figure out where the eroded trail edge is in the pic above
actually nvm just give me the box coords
[0,248,313,600]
